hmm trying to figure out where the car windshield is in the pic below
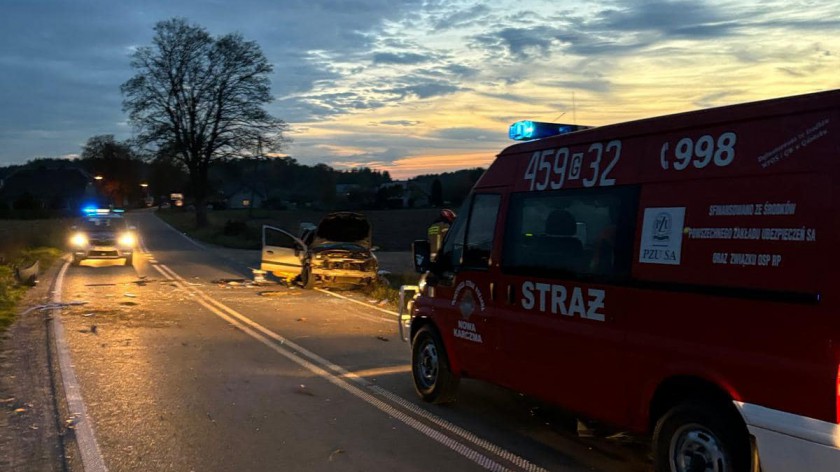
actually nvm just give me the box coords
[79,217,126,232]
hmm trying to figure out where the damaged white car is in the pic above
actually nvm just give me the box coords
[260,212,379,289]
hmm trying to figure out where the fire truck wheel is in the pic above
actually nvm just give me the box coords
[412,326,459,403]
[653,401,750,472]
[301,264,315,289]
[71,256,82,267]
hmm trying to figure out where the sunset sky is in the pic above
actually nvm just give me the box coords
[2,0,839,179]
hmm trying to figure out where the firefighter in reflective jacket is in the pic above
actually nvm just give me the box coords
[427,209,456,260]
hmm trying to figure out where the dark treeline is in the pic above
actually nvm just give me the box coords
[0,135,484,216]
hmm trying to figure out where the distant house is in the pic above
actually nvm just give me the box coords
[224,184,266,209]
[0,166,95,211]
[335,184,361,200]
[378,181,430,208]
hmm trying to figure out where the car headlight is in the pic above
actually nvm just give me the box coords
[70,233,88,247]
[118,232,136,247]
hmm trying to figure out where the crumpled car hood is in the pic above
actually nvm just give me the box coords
[311,212,372,249]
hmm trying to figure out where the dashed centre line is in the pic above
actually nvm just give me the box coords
[151,260,548,472]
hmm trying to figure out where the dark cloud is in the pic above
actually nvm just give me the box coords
[538,78,614,94]
[389,83,464,99]
[432,4,492,30]
[373,52,431,64]
[473,27,565,59]
[433,128,492,141]
[595,1,735,38]
[692,91,744,109]
[379,120,421,126]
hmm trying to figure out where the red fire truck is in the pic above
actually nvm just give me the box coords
[401,89,840,472]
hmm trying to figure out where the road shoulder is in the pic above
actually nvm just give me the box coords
[0,260,73,472]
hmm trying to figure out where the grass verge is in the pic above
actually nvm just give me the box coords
[0,218,69,331]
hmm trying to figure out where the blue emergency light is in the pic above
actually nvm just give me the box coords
[82,207,123,216]
[508,121,591,141]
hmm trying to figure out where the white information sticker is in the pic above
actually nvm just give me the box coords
[639,207,686,265]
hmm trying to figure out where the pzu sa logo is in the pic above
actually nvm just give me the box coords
[652,212,672,246]
[640,207,685,266]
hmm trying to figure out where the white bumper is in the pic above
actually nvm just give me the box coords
[735,402,840,472]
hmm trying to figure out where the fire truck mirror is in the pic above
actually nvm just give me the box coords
[412,239,431,274]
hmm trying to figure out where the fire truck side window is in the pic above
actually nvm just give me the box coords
[435,200,469,273]
[461,194,501,269]
[502,187,637,279]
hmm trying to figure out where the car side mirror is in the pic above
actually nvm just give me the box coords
[412,239,431,274]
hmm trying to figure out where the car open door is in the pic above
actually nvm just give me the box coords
[261,225,306,280]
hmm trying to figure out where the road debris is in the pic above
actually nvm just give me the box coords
[65,415,79,429]
[376,336,389,342]
[86,279,153,287]
[328,449,345,462]
[119,301,139,306]
[19,301,88,316]
[257,290,299,297]
[213,278,250,286]
[14,408,26,414]
[252,269,267,284]
[296,317,306,322]
[124,293,137,298]
[295,384,315,396]
[576,419,596,438]
[0,397,15,404]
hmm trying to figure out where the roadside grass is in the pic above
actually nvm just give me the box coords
[0,218,70,330]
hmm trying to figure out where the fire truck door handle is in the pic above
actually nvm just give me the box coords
[489,282,495,301]
[507,285,515,304]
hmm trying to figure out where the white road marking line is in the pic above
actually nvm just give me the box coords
[52,262,109,472]
[315,287,399,317]
[155,262,548,472]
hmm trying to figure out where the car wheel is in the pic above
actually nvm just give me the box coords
[301,264,315,289]
[124,254,133,266]
[411,326,459,403]
[652,401,750,472]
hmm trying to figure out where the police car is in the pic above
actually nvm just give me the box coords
[69,208,137,266]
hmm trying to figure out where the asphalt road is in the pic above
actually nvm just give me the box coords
[55,210,652,472]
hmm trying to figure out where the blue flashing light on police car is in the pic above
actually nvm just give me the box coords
[508,121,592,141]
[82,207,124,216]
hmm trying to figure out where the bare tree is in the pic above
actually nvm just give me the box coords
[121,18,287,226]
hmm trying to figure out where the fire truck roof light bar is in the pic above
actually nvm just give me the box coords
[508,120,592,141]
